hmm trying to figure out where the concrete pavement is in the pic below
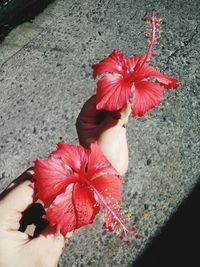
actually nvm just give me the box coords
[0,0,200,266]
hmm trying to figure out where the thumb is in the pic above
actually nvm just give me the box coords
[110,102,132,127]
[0,169,34,230]
[97,104,131,176]
[98,102,131,135]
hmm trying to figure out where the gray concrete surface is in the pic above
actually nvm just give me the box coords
[0,0,200,266]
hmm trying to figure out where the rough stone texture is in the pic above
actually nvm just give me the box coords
[0,0,200,266]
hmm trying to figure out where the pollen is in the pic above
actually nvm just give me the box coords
[144,9,162,46]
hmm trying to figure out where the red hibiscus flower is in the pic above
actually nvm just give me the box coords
[92,11,179,117]
[34,142,138,243]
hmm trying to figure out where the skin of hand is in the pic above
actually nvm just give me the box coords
[0,169,70,267]
[76,95,131,176]
[0,96,131,267]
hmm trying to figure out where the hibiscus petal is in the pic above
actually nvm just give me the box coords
[34,157,77,207]
[126,54,146,72]
[92,49,126,79]
[132,80,164,117]
[89,174,137,242]
[51,143,88,172]
[90,174,122,229]
[87,142,119,178]
[133,64,179,89]
[44,183,100,235]
[96,73,132,111]
[154,72,179,89]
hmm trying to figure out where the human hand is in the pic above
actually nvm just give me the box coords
[0,169,70,267]
[76,95,131,175]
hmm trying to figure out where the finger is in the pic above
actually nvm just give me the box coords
[76,95,131,154]
[0,176,34,230]
[97,108,130,175]
[0,168,34,200]
[98,131,129,176]
[40,226,73,244]
[76,95,99,128]
[111,102,132,127]
[97,102,131,133]
[120,102,132,121]
[29,227,72,266]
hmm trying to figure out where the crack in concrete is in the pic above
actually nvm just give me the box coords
[164,23,200,71]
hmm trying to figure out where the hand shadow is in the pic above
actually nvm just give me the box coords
[19,202,48,237]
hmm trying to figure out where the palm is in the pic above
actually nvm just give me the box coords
[0,171,66,267]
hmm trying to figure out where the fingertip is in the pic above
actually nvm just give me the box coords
[110,102,131,123]
[120,102,131,118]
[111,111,121,120]
[65,230,73,243]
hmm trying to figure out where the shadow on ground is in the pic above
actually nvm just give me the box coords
[132,179,200,267]
[0,0,54,41]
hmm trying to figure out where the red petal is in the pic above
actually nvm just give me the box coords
[89,174,137,242]
[126,54,146,72]
[51,143,88,172]
[92,49,126,79]
[96,73,132,111]
[34,157,77,207]
[44,183,100,235]
[133,64,179,89]
[91,174,124,230]
[154,72,179,89]
[90,174,122,229]
[87,142,119,178]
[132,81,164,117]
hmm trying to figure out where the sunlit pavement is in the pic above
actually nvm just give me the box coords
[0,1,199,266]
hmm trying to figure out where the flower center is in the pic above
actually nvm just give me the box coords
[123,69,133,82]
[78,180,87,187]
